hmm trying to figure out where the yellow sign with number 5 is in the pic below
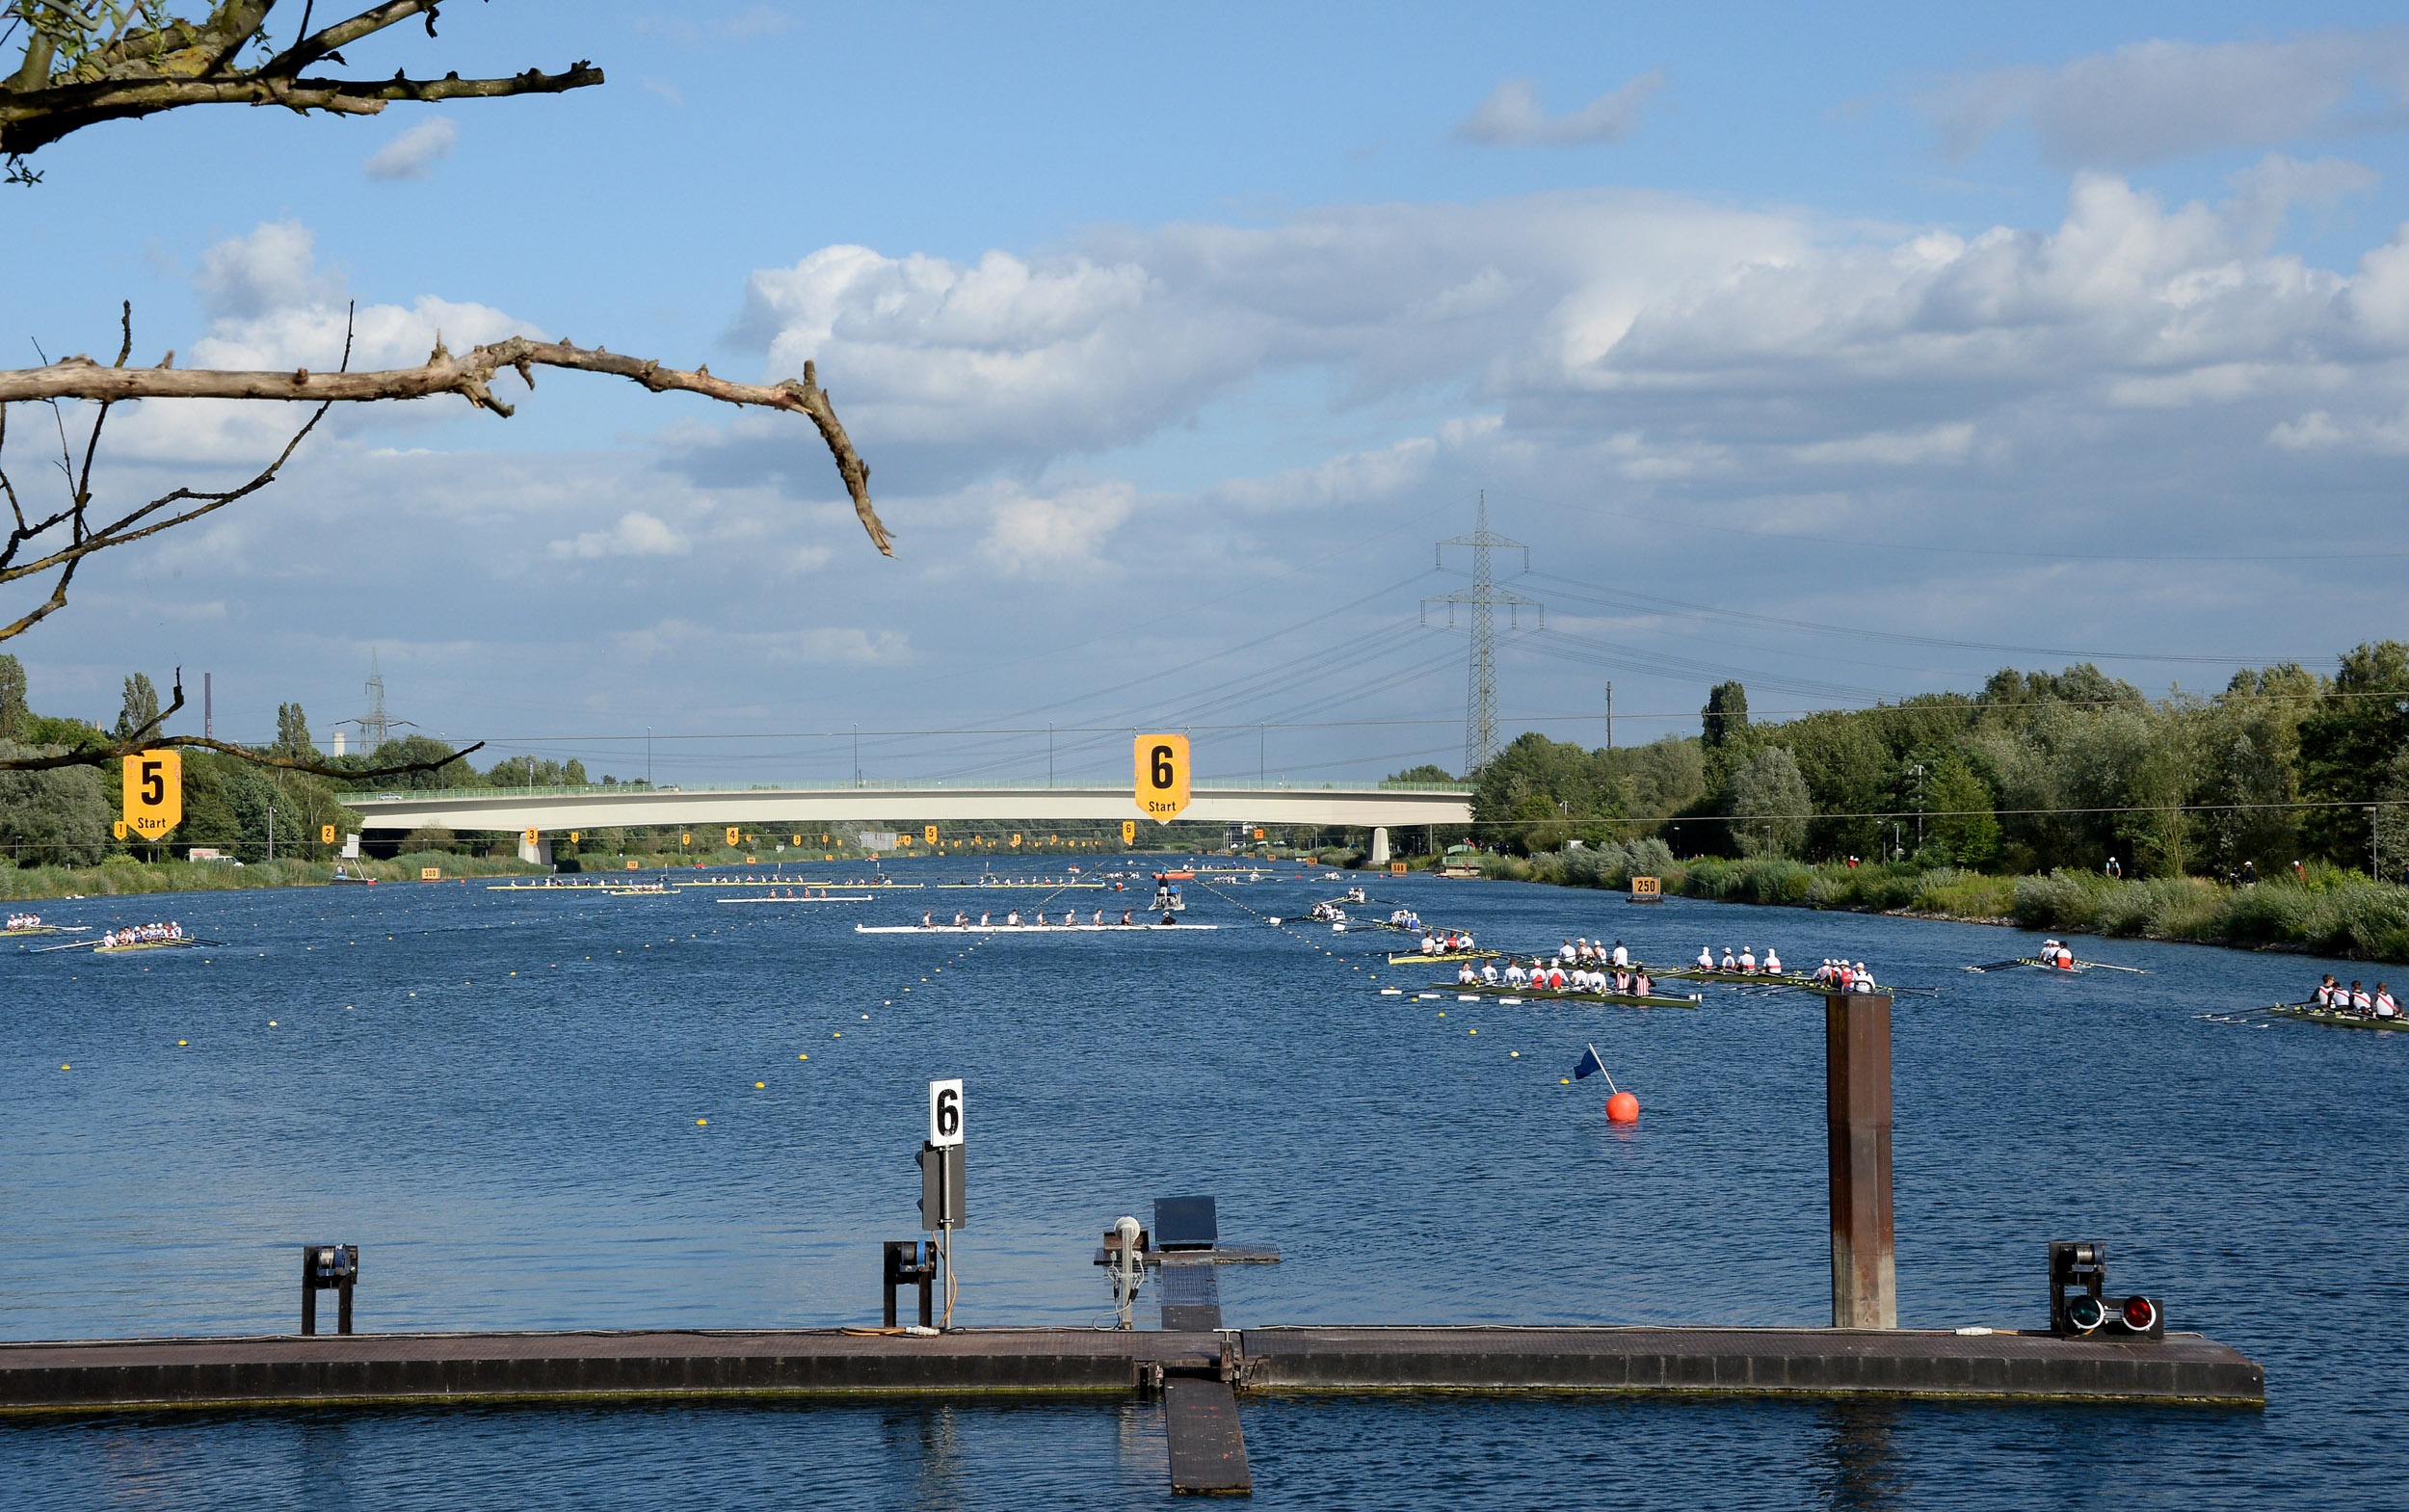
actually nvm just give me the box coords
[122,750,182,838]
[1134,734,1190,824]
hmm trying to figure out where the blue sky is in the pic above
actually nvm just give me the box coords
[9,2,2409,786]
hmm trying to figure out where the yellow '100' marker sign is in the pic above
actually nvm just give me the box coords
[1134,734,1190,824]
[122,750,181,838]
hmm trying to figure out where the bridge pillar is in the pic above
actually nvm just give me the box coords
[517,836,552,868]
[1369,827,1390,865]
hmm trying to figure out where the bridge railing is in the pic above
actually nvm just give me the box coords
[343,778,1474,802]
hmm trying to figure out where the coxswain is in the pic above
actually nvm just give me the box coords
[1120,910,1134,925]
[1161,911,1178,924]
[1610,940,1628,968]
[1738,946,1757,974]
[1762,946,1782,974]
[1697,944,1715,970]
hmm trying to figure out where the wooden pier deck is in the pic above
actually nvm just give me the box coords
[0,1323,2263,1413]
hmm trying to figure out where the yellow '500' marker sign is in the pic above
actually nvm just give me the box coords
[1134,733,1190,824]
[122,750,182,838]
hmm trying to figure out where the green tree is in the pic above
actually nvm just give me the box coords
[113,671,158,740]
[0,737,111,865]
[1924,756,1999,868]
[1727,746,1811,859]
[2298,642,2409,864]
[0,652,23,739]
[1387,763,1457,783]
[275,702,314,759]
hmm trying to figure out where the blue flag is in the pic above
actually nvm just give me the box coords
[1572,1044,1605,1080]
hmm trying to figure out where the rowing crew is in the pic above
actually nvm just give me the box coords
[1308,901,1348,922]
[2036,940,2078,970]
[6,912,40,930]
[1419,930,1478,954]
[1557,939,1632,968]
[2312,975,2401,1019]
[1460,957,1659,997]
[102,921,184,948]
[1812,961,1877,991]
[1389,909,1423,931]
[922,910,1144,928]
[1691,944,1786,974]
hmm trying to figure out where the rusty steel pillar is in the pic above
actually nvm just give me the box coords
[1825,992,1897,1329]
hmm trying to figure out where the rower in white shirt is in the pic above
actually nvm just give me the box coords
[1720,947,1738,971]
[1481,960,1500,984]
[1763,946,1783,974]
[1696,945,1715,970]
[1504,962,1529,987]
[1738,946,1757,974]
[1559,940,1577,964]
[1610,941,1629,968]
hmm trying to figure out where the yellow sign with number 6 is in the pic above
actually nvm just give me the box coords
[1134,734,1190,824]
[1123,820,1136,845]
[122,750,182,838]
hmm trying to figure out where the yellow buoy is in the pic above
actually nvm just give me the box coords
[754,1081,765,1089]
[177,1041,187,1047]
[697,1119,708,1126]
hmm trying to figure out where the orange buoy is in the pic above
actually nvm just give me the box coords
[1606,1090,1640,1124]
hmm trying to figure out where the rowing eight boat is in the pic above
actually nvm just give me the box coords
[1386,948,1501,965]
[855,923,1219,934]
[1426,981,1701,1007]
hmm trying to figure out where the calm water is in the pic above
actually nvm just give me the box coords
[4,863,2403,1509]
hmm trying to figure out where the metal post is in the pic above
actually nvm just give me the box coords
[1825,991,1896,1329]
[266,804,274,865]
[203,672,211,740]
[301,1249,316,1336]
[1604,681,1612,750]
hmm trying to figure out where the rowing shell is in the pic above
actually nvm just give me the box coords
[1427,981,1701,1007]
[935,881,1108,889]
[1387,949,1501,965]
[718,894,872,903]
[1639,962,1817,989]
[855,923,1219,933]
[4,924,84,937]
[2260,1002,2409,1032]
[91,938,211,954]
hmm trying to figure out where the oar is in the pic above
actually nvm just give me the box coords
[28,938,99,953]
[2072,959,2150,974]
[1962,958,2028,973]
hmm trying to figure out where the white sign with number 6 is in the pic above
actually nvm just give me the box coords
[928,1078,965,1148]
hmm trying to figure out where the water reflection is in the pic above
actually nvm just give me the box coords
[1811,1401,1909,1511]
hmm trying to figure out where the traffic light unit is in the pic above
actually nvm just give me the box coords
[2048,1240,2163,1340]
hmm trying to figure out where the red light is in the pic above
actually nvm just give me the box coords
[2122,1296,2158,1331]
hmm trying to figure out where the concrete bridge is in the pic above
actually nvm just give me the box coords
[337,782,1472,865]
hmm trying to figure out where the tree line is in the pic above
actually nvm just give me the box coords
[1460,644,2409,881]
[0,656,642,865]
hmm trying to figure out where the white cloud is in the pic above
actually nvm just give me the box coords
[977,480,1136,576]
[549,511,691,560]
[1457,71,1667,146]
[106,221,544,463]
[1925,30,2409,167]
[1792,422,1976,466]
[362,119,459,181]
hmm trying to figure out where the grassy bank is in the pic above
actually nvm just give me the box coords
[1469,842,2409,963]
[0,851,541,903]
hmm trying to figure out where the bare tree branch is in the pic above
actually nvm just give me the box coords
[0,338,893,553]
[2,4,603,164]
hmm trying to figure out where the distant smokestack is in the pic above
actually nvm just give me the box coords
[203,673,211,739]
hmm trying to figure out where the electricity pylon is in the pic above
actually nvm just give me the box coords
[1423,492,1542,775]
